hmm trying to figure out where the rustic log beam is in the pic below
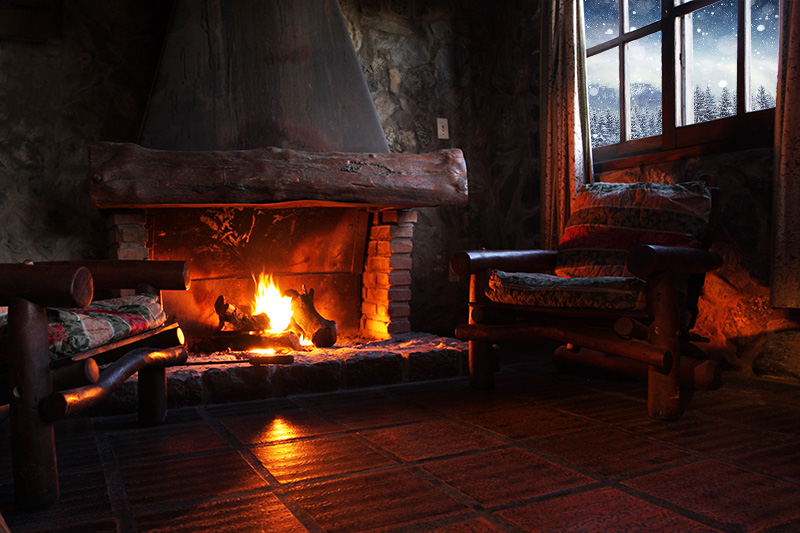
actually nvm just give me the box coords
[0,263,92,308]
[39,345,188,421]
[285,288,337,347]
[455,322,671,373]
[450,249,558,277]
[89,142,468,209]
[45,260,191,292]
[554,346,722,391]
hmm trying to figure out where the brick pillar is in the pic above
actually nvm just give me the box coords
[106,210,150,260]
[360,209,417,339]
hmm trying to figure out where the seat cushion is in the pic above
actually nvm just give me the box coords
[0,293,167,359]
[486,270,646,311]
[556,181,712,278]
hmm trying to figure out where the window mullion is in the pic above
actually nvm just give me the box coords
[620,0,630,142]
[662,1,677,149]
[737,0,751,113]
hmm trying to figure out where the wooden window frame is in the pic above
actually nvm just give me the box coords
[587,0,776,173]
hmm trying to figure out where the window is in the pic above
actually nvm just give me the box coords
[583,0,780,167]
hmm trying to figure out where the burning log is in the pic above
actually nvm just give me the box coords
[214,295,270,332]
[284,287,337,347]
[211,331,304,352]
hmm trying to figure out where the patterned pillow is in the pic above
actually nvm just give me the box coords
[555,181,712,278]
[0,293,166,359]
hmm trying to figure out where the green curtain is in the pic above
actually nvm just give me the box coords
[539,0,593,251]
[771,0,800,307]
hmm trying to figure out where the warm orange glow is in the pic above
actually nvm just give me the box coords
[252,273,293,333]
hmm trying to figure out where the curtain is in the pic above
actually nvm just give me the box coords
[770,0,800,308]
[539,0,593,250]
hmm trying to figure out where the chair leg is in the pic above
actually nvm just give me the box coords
[469,340,494,389]
[646,272,683,420]
[8,298,59,509]
[137,366,167,427]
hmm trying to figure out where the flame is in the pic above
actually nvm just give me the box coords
[252,273,293,333]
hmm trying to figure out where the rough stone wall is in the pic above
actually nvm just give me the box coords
[338,0,542,335]
[0,1,170,263]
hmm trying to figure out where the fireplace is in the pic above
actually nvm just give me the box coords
[89,0,467,351]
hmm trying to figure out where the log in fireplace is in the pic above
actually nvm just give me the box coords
[89,0,467,350]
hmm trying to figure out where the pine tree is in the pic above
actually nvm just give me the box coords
[755,85,775,110]
[703,86,717,122]
[718,86,734,118]
[693,85,705,123]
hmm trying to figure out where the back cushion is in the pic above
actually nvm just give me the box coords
[555,181,712,278]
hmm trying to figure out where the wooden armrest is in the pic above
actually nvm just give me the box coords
[39,345,188,421]
[450,250,558,276]
[626,245,723,277]
[43,260,191,291]
[0,264,93,308]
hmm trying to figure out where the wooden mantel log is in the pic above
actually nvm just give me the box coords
[89,142,468,209]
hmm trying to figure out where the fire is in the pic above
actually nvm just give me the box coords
[250,273,314,349]
[252,273,293,333]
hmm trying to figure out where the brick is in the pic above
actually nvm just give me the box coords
[375,271,412,288]
[369,225,414,241]
[377,209,418,225]
[107,224,148,244]
[104,210,147,227]
[385,320,411,334]
[389,239,413,254]
[387,302,411,318]
[109,243,150,260]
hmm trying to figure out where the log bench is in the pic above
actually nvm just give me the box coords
[0,260,190,510]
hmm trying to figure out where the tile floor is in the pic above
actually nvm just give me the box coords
[2,354,800,532]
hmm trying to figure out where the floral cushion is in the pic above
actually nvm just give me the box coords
[0,294,166,360]
[486,270,646,312]
[556,181,712,278]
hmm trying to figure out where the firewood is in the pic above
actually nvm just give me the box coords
[214,295,270,332]
[284,287,337,347]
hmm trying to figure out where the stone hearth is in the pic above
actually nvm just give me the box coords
[96,334,467,416]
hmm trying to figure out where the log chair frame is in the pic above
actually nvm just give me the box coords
[0,260,190,510]
[450,183,723,421]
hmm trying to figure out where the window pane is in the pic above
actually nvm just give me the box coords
[628,32,662,139]
[587,48,620,147]
[629,0,659,31]
[684,0,738,125]
[750,0,779,111]
[584,0,619,49]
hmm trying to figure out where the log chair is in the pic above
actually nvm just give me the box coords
[0,260,190,510]
[450,181,723,420]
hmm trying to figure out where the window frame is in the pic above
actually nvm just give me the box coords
[586,0,776,172]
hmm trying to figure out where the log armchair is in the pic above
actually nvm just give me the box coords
[451,181,723,420]
[0,260,190,510]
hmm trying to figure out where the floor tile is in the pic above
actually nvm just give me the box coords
[460,404,594,440]
[422,447,594,507]
[221,410,342,445]
[527,427,692,478]
[287,468,466,532]
[360,419,504,461]
[119,451,268,509]
[106,422,230,462]
[134,493,307,532]
[499,486,720,532]
[313,397,439,429]
[727,439,800,483]
[624,458,800,531]
[251,433,396,484]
